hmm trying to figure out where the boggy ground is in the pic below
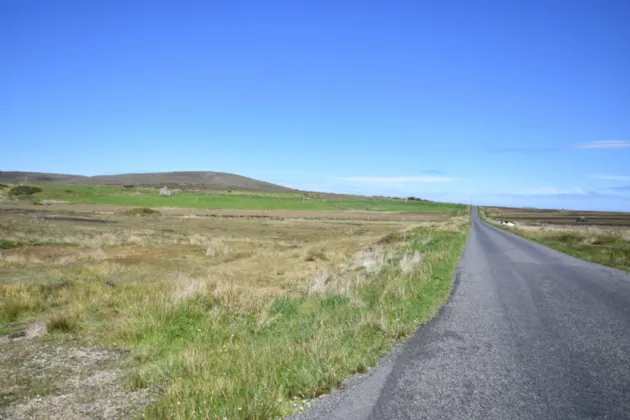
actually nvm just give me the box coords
[1,203,468,419]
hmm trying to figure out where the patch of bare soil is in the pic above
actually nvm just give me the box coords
[0,323,156,420]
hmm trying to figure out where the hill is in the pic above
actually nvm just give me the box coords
[0,171,293,193]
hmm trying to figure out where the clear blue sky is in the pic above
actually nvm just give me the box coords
[1,0,629,211]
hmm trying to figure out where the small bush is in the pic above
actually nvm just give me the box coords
[124,207,160,216]
[1,295,45,322]
[46,313,80,333]
[549,233,581,243]
[8,185,42,197]
[305,249,328,262]
[31,200,44,206]
[0,239,21,249]
[3,299,32,322]
[589,235,618,246]
[375,232,405,245]
[0,183,9,189]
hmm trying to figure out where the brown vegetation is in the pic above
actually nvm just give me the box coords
[1,202,467,418]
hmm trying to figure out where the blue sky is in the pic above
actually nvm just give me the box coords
[1,0,629,211]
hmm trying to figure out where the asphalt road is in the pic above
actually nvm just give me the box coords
[294,207,630,420]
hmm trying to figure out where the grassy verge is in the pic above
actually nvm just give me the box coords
[531,235,629,272]
[479,208,630,272]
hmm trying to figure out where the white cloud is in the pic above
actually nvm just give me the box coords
[573,140,630,149]
[338,176,454,183]
[590,174,630,181]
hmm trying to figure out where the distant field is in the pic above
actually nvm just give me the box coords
[482,206,630,272]
[15,184,467,214]
[484,206,630,226]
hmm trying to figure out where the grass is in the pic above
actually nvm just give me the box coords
[0,202,469,418]
[530,233,629,272]
[19,183,467,214]
[0,239,78,250]
[305,249,328,261]
[331,199,465,213]
[46,312,80,333]
[481,207,630,272]
[130,223,468,418]
[123,207,161,216]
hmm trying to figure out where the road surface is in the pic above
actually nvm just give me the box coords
[294,207,630,420]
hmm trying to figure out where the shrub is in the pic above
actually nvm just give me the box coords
[0,183,9,189]
[124,207,160,216]
[549,232,581,244]
[305,249,328,261]
[1,293,46,323]
[3,299,33,322]
[0,239,21,249]
[8,185,42,197]
[46,313,80,333]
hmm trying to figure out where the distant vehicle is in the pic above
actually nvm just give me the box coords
[575,216,587,223]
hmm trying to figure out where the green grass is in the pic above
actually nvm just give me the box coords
[528,235,630,272]
[334,199,466,213]
[31,184,467,213]
[66,193,339,210]
[117,224,469,419]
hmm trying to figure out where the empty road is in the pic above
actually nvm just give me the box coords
[295,207,630,420]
